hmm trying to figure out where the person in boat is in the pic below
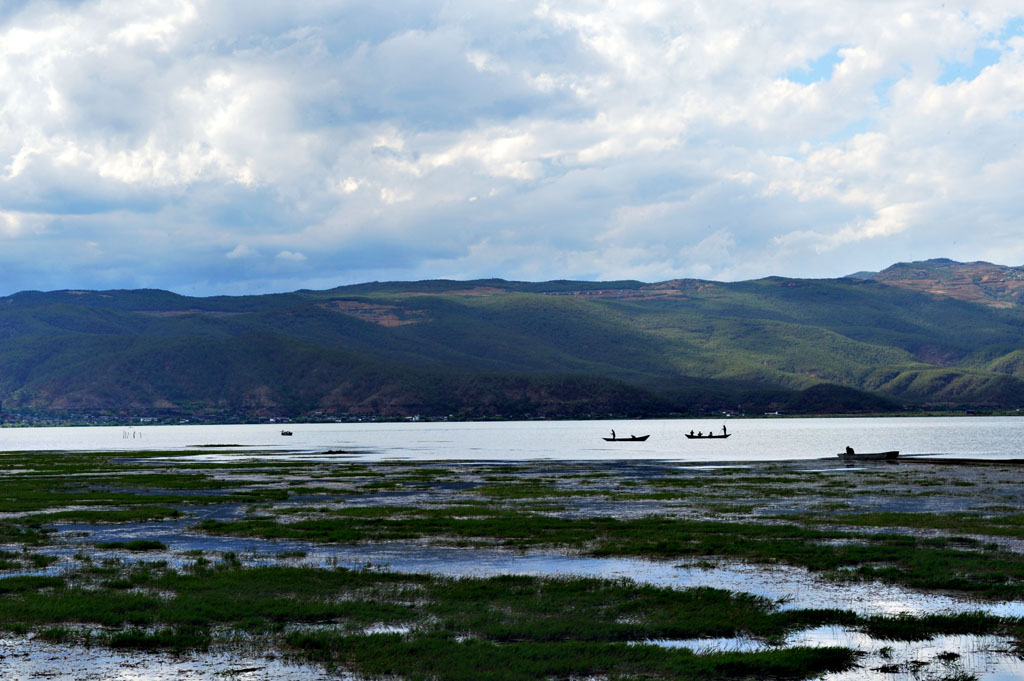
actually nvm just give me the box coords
[697,431,702,437]
[610,429,616,439]
[845,446,854,455]
[722,425,727,436]
[689,430,694,436]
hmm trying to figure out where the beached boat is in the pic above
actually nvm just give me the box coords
[837,449,898,461]
[685,433,731,439]
[603,435,650,442]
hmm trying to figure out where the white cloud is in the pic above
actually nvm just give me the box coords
[0,1,1022,294]
[275,250,306,262]
[226,243,255,259]
[112,0,197,50]
[0,211,22,237]
[824,203,921,250]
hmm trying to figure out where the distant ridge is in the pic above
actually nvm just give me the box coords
[862,258,1024,309]
[2,259,1024,423]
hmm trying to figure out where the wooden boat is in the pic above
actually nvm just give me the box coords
[603,434,650,442]
[837,450,898,461]
[685,433,731,439]
[280,430,293,436]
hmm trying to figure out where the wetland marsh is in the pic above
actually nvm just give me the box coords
[2,434,1024,679]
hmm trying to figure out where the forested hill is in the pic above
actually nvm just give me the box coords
[3,259,1024,422]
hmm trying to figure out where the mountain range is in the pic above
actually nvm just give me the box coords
[2,258,1024,422]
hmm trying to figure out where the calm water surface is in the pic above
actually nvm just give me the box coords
[1,416,1022,461]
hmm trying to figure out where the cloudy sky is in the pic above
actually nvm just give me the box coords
[1,1,1023,295]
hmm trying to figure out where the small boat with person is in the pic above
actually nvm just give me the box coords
[838,446,898,461]
[685,426,731,439]
[603,430,650,442]
[281,430,293,436]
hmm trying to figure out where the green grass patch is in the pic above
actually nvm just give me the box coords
[107,625,211,651]
[859,612,1002,641]
[0,575,64,593]
[29,507,182,524]
[778,510,1024,539]
[285,632,856,681]
[36,626,75,642]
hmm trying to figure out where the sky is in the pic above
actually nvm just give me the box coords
[1,1,1023,296]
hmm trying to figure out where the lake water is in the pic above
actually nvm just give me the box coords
[1,416,1022,461]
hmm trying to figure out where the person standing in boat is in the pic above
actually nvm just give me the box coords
[610,429,616,440]
[722,425,727,436]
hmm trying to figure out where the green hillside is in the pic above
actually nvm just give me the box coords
[2,263,1024,422]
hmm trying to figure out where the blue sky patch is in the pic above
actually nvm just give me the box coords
[936,16,1022,86]
[997,16,1024,41]
[873,75,903,107]
[783,48,844,84]
[938,47,1002,85]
